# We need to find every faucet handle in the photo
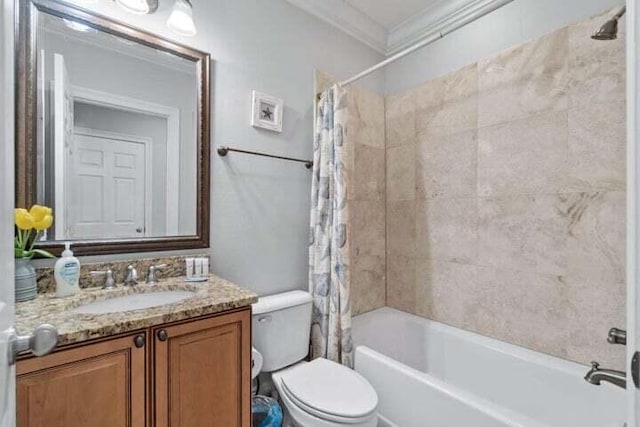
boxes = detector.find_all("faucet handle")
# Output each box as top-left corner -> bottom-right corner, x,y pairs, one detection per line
124,265 -> 138,287
146,264 -> 167,284
608,327 -> 626,345
90,269 -> 115,289
590,361 -> 600,370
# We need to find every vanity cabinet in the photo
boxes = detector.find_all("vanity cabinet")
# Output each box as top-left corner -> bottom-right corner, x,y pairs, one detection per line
16,307 -> 251,427
153,310 -> 251,426
16,333 -> 147,427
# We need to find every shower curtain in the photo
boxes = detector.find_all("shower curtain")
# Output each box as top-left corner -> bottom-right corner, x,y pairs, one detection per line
309,84 -> 354,368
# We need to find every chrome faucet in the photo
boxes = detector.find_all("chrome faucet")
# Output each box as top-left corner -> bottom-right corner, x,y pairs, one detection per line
146,264 -> 167,284
584,361 -> 626,389
90,269 -> 116,289
123,265 -> 138,287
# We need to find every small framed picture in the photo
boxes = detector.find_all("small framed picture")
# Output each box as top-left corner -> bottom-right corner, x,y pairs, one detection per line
251,91 -> 283,132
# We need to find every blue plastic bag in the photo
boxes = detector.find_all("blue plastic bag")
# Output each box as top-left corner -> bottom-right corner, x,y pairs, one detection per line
252,395 -> 283,427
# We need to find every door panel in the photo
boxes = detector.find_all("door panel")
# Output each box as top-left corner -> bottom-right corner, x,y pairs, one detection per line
17,334 -> 146,427
68,133 -> 146,239
153,309 -> 251,427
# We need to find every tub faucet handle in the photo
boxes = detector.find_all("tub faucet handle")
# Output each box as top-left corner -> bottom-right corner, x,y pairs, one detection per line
608,327 -> 626,345
590,361 -> 600,370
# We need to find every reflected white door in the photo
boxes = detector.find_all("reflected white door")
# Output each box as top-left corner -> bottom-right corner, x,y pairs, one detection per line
67,131 -> 147,239
53,53 -> 73,241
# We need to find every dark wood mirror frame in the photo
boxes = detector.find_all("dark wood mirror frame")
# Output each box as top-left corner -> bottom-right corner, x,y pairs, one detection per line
15,0 -> 211,256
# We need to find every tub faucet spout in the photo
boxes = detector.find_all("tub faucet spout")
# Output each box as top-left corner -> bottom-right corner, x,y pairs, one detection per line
584,361 -> 626,389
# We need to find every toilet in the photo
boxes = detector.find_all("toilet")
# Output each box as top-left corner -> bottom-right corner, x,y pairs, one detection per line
252,291 -> 379,427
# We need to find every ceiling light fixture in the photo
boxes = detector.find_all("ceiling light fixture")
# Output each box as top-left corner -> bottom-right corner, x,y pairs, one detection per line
167,0 -> 197,37
114,0 -> 158,15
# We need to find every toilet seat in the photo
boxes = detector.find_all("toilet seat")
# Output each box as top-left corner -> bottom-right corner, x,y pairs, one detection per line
277,358 -> 378,424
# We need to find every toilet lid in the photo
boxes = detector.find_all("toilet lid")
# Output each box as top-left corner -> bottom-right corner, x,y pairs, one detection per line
280,358 -> 378,420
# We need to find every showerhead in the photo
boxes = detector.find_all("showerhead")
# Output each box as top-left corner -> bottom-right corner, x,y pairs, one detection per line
591,18 -> 619,40
591,6 -> 626,41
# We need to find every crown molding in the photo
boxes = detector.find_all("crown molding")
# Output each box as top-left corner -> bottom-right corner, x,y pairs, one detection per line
386,0 -> 509,54
287,0 -> 508,57
286,0 -> 388,54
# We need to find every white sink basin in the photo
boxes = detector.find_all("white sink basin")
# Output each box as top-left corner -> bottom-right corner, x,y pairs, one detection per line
73,290 -> 196,314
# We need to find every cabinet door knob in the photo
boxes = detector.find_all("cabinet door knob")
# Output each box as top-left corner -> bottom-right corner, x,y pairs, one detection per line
134,334 -> 145,348
157,329 -> 168,342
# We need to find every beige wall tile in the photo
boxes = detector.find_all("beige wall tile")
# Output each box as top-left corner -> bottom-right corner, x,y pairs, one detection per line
563,275 -> 626,370
461,266 -> 574,362
568,9 -> 625,107
478,110 -> 568,197
387,255 -> 416,314
415,260 -> 588,363
478,195 -> 568,276
414,63 -> 477,111
351,254 -> 386,316
349,89 -> 385,149
417,130 -> 477,199
415,198 -> 478,264
386,90 -> 416,148
353,145 -> 385,201
477,29 -> 568,128
566,102 -> 626,192
352,87 -> 385,127
387,200 -> 415,258
351,200 -> 385,259
380,10 -> 625,369
348,84 -> 386,315
350,117 -> 385,149
415,64 -> 477,139
565,191 -> 626,284
386,144 -> 416,201
414,259 -> 479,325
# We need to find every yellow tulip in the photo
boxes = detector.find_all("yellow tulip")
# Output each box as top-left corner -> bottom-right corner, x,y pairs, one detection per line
29,205 -> 52,222
14,208 -> 34,230
34,214 -> 53,231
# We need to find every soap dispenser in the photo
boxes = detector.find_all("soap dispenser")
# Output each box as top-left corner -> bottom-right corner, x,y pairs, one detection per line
54,242 -> 81,298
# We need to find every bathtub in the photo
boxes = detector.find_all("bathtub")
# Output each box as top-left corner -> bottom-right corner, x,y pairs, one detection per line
351,307 -> 625,427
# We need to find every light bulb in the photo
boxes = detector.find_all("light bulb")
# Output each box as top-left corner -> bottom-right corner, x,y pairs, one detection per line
167,0 -> 197,37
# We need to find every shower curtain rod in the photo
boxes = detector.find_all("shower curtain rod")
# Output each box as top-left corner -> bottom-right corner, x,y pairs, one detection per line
338,0 -> 515,88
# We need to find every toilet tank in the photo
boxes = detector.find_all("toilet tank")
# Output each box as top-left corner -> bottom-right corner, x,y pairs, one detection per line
252,291 -> 312,372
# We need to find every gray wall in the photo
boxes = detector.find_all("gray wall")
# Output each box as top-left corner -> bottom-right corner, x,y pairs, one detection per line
384,0 -> 624,94
54,0 -> 384,296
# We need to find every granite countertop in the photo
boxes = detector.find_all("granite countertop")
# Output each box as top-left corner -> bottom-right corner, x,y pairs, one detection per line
15,274 -> 258,347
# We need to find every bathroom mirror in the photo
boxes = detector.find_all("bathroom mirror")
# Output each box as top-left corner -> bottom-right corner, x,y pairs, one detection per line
15,0 -> 210,255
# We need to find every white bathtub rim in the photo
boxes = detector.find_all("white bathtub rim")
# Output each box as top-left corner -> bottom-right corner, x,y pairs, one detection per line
354,307 -> 596,376
355,345 -> 545,427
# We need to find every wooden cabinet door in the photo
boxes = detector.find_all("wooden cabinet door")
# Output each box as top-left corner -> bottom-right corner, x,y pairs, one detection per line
153,308 -> 251,427
17,333 -> 147,427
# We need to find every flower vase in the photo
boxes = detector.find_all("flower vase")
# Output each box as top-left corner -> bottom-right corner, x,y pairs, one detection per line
15,258 -> 37,302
